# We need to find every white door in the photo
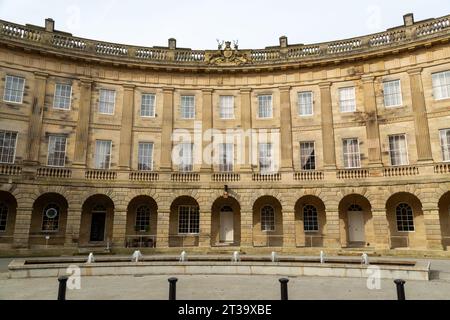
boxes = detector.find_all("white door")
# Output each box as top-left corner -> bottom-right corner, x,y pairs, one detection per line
348,211 -> 365,242
220,211 -> 234,243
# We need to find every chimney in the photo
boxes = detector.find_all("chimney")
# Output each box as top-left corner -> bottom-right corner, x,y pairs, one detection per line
45,18 -> 55,32
403,13 -> 414,27
168,38 -> 177,50
279,36 -> 288,48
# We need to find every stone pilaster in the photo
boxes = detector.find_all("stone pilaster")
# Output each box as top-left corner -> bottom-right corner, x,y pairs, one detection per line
156,210 -> 170,248
73,79 -> 93,167
25,72 -> 47,165
423,207 -> 444,250
408,68 -> 433,162
319,82 -> 337,169
13,206 -> 33,248
239,89 -> 252,172
199,207 -> 211,247
64,204 -> 82,247
372,208 -> 390,250
160,88 -> 175,171
118,85 -> 135,169
282,209 -> 295,248
201,89 -> 213,172
240,210 -> 253,247
279,86 -> 293,171
362,77 -> 382,166
112,207 -> 127,247
324,209 -> 341,247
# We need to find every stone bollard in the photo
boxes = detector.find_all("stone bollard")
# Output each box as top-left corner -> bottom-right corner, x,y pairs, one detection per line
394,279 -> 406,300
168,277 -> 178,301
279,278 -> 289,301
57,276 -> 69,301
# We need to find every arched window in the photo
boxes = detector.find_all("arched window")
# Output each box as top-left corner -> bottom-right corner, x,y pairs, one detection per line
303,205 -> 319,232
261,206 -> 275,232
0,202 -> 8,231
135,205 -> 151,232
348,204 -> 363,212
42,204 -> 60,232
396,203 -> 415,232
178,205 -> 199,234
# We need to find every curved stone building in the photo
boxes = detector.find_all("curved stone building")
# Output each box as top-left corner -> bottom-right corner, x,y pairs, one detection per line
0,13 -> 449,255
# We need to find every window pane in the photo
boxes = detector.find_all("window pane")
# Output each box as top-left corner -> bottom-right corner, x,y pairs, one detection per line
440,129 -> 450,162
261,206 -> 275,231
0,203 -> 8,231
95,140 -> 112,169
298,92 -> 313,116
259,143 -> 274,173
178,143 -> 193,172
389,135 -> 408,166
383,80 -> 402,107
99,89 -> 116,114
432,71 -> 450,100
258,95 -> 273,118
3,75 -> 25,103
220,96 -> 234,119
141,94 -> 156,117
339,87 -> 356,112
181,96 -> 195,119
343,138 -> 361,168
178,205 -> 199,234
300,142 -> 316,170
135,205 -> 151,232
219,143 -> 233,172
303,205 -> 319,232
138,142 -> 154,171
396,203 -> 415,232
0,130 -> 18,164
54,84 -> 72,110
42,204 -> 59,232
47,135 -> 67,167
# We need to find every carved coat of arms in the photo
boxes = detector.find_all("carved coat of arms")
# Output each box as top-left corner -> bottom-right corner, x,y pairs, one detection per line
206,41 -> 249,66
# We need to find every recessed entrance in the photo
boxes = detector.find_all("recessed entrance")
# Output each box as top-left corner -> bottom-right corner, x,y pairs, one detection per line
220,206 -> 234,243
90,206 -> 106,242
348,205 -> 365,243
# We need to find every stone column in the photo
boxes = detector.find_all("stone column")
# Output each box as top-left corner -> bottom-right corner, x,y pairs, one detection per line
282,209 -> 296,248
201,89 -> 213,172
112,207 -> 127,248
408,68 -> 433,162
199,206 -> 211,247
423,207 -> 444,250
279,86 -> 294,171
324,209 -> 341,248
160,88 -> 175,171
156,209 -> 170,248
372,208 -> 390,250
64,204 -> 82,248
13,205 -> 33,248
362,77 -> 383,166
25,72 -> 48,165
239,89 -> 252,172
240,210 -> 253,247
319,82 -> 337,169
118,85 -> 135,169
73,79 -> 93,167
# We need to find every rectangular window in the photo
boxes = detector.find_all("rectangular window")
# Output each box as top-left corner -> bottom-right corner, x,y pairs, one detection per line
53,84 -> 72,110
3,75 -> 25,104
343,138 -> 361,169
138,142 -> 154,171
179,143 -> 193,172
141,94 -> 156,117
0,130 -> 18,164
440,129 -> 450,162
432,70 -> 450,100
99,89 -> 116,114
218,143 -> 234,172
389,134 -> 409,166
259,143 -> 274,173
178,205 -> 200,234
47,135 -> 67,167
298,91 -> 313,116
258,95 -> 273,118
95,140 -> 112,169
219,96 -> 235,119
339,87 -> 356,113
383,80 -> 403,107
181,95 -> 195,119
300,142 -> 316,170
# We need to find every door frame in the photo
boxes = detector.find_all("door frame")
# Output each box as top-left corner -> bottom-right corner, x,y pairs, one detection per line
219,207 -> 234,243
90,211 -> 107,243
347,210 -> 365,243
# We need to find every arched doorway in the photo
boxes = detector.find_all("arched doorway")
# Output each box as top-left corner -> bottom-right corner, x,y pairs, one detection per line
439,191 -> 450,250
0,191 -> 17,244
211,196 -> 241,246
126,196 -> 158,248
294,196 -> 326,247
169,196 -> 200,248
253,196 -> 283,247
80,195 -> 114,246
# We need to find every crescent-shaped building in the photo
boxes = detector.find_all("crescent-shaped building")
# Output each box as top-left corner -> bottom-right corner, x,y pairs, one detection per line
0,13 -> 449,255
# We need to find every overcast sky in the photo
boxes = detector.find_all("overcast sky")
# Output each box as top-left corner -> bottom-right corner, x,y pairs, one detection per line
0,0 -> 449,49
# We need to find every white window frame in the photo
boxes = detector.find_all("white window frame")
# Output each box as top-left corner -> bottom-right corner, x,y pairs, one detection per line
41,204 -> 60,233
339,87 -> 356,113
178,205 -> 200,235
0,130 -> 18,164
303,205 -> 319,233
47,135 -> 67,168
180,95 -> 196,120
298,91 -> 314,116
300,141 -> 316,171
388,134 -> 409,166
140,93 -> 156,118
3,75 -> 25,104
257,95 -> 273,119
432,70 -> 450,101
343,138 -> 361,169
138,142 -> 154,171
259,143 -> 275,174
218,143 -> 234,172
395,203 -> 415,233
178,142 -> 193,172
135,205 -> 151,232
94,140 -> 112,170
383,79 -> 403,108
261,205 -> 276,232
440,129 -> 450,162
98,89 -> 116,115
219,95 -> 235,119
53,83 -> 72,110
